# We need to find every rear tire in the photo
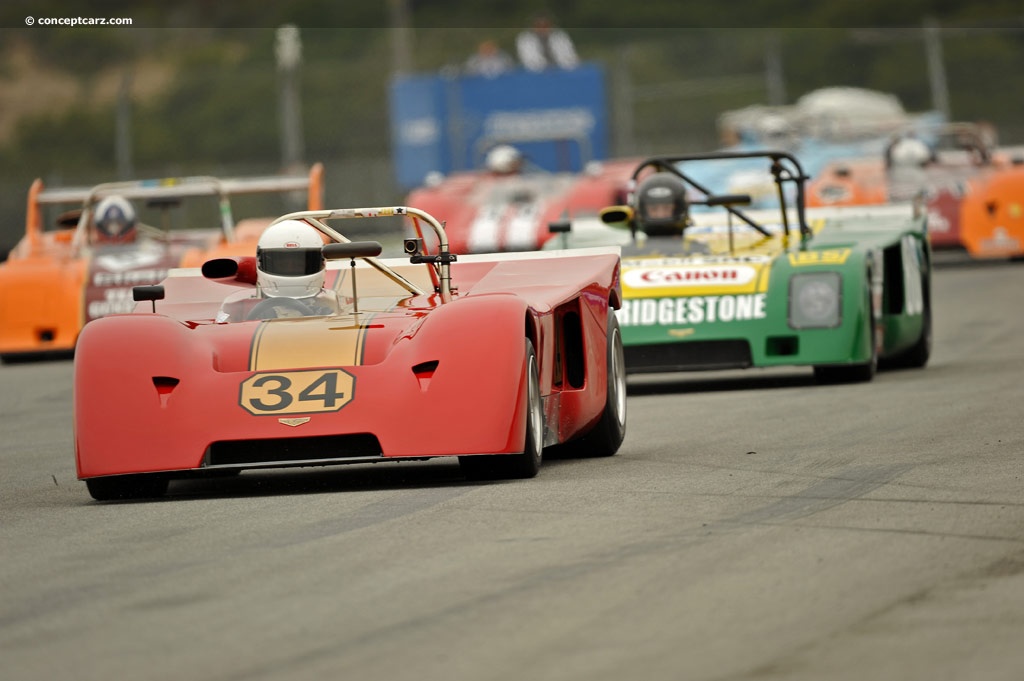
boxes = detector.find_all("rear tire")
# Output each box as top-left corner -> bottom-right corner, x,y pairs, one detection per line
460,339 -> 543,481
85,474 -> 169,501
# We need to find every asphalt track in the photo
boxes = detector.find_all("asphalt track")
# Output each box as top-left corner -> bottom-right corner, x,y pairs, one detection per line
2,254 -> 1022,681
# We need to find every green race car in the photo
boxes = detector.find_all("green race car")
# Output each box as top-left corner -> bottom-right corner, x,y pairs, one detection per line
545,151 -> 931,382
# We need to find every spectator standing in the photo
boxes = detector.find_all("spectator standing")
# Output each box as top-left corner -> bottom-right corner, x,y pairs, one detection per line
516,13 -> 578,71
464,39 -> 515,78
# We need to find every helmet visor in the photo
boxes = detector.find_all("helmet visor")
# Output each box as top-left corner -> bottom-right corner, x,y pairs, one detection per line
643,200 -> 675,221
258,249 -> 323,277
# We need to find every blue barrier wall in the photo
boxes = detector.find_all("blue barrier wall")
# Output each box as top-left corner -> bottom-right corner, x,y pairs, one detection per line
389,64 -> 608,189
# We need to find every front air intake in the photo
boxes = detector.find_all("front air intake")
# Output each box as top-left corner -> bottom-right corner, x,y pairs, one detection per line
625,340 -> 752,373
205,433 -> 382,466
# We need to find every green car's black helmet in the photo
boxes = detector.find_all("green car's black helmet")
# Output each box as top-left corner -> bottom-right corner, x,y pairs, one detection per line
635,172 -> 689,235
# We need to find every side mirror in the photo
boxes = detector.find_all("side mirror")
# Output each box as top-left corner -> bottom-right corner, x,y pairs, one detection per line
548,220 -> 571,234
704,194 -> 752,207
600,205 -> 634,230
132,285 -> 165,302
323,241 -> 383,260
323,241 -> 383,316
133,285 -> 164,313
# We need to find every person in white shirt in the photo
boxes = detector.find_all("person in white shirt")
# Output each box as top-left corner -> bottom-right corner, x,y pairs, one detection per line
516,14 -> 578,71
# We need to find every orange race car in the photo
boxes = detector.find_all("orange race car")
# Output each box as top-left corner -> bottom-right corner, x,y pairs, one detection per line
0,164 -> 323,362
806,123 -> 1024,258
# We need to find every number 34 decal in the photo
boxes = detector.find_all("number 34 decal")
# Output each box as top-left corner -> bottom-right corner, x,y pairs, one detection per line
239,369 -> 355,415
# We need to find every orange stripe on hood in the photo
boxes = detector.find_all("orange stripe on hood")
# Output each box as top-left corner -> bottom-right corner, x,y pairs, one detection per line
249,317 -> 369,371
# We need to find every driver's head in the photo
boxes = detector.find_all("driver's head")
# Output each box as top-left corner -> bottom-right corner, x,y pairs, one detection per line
635,172 -> 689,235
757,114 -> 798,150
93,195 -> 137,244
256,219 -> 326,298
887,136 -> 932,169
485,145 -> 523,175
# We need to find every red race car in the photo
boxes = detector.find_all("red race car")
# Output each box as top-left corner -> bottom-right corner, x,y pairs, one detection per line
406,146 -> 637,254
74,205 -> 625,500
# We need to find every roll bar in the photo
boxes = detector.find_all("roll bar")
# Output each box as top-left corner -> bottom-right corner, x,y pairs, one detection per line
270,206 -> 454,301
632,150 -> 812,240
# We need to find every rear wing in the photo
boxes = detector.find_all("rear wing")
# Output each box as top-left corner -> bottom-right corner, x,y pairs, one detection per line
25,163 -> 324,250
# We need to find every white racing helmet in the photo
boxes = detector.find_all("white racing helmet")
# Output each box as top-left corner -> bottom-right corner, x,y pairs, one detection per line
93,195 -> 137,243
757,114 -> 798,149
485,144 -> 523,174
256,219 -> 326,298
888,137 -> 933,168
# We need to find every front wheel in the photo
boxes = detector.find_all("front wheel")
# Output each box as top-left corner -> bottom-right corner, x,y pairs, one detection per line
814,283 -> 877,384
460,339 -> 543,481
85,474 -> 169,501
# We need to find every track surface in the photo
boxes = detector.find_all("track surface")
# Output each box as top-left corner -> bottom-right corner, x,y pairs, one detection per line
2,256 -> 1023,681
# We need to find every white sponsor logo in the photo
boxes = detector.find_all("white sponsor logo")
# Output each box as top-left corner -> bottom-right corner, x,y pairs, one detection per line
88,288 -> 137,318
927,209 -> 950,233
617,294 -> 768,326
484,108 -> 595,140
94,250 -> 164,272
623,255 -> 771,267
623,265 -> 757,289
980,226 -> 1022,252
400,118 -> 440,145
92,269 -> 168,286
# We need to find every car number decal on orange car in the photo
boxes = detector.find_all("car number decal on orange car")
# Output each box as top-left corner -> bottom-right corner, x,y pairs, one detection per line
239,368 -> 355,415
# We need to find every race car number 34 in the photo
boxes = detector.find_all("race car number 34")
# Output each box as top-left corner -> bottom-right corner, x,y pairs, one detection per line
239,369 -> 355,416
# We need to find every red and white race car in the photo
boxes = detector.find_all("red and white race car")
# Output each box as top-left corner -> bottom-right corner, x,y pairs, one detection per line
74,205 -> 625,500
406,152 -> 637,254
